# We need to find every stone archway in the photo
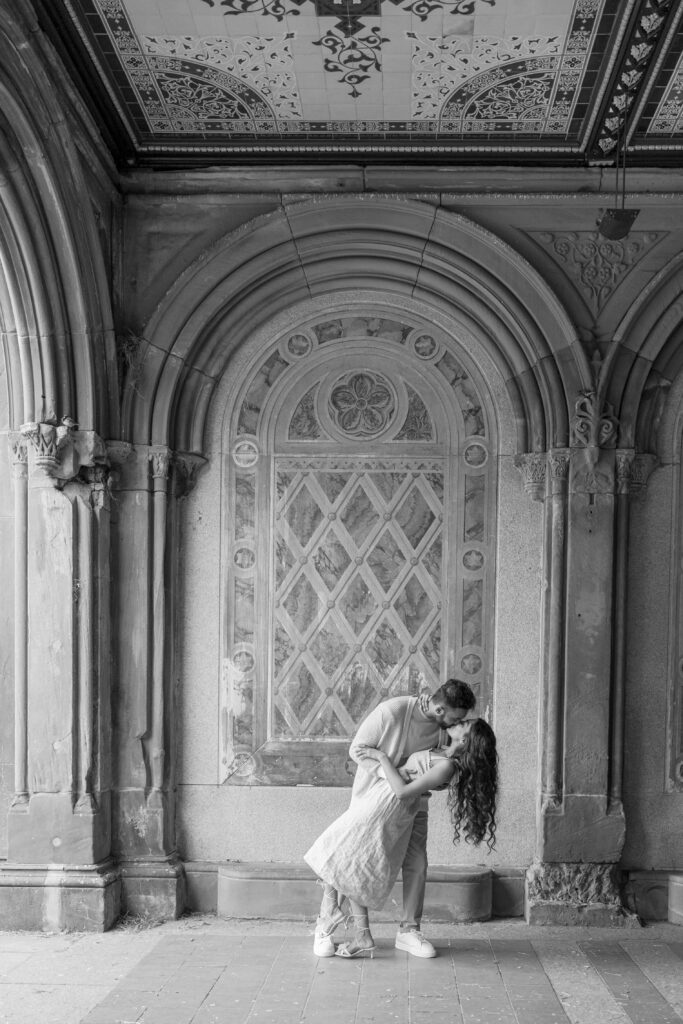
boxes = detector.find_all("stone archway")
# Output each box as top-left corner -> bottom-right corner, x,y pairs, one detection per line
218,301 -> 499,789
115,195 -> 607,921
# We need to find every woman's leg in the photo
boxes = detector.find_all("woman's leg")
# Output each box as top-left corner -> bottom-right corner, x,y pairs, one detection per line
313,882 -> 346,957
335,898 -> 376,958
318,883 -> 345,932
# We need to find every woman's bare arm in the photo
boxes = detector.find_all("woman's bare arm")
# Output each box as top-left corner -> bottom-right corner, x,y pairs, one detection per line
377,751 -> 453,800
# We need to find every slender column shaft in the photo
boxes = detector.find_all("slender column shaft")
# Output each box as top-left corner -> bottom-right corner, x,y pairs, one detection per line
610,454 -> 632,805
148,447 -> 171,795
543,451 -> 570,804
11,438 -> 28,803
76,484 -> 95,806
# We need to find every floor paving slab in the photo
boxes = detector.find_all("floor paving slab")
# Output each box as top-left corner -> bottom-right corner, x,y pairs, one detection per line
1,916 -> 683,1024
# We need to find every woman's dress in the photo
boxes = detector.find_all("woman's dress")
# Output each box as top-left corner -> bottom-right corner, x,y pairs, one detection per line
304,749 -> 448,910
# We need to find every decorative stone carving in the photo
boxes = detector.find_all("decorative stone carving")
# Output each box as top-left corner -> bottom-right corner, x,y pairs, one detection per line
8,432 -> 28,477
531,232 -> 663,310
615,450 -> 635,495
548,449 -> 571,481
329,371 -> 396,438
149,445 -> 172,480
630,453 -> 658,494
21,418 -> 76,475
514,452 -> 546,501
20,419 -> 109,484
570,391 -> 618,449
592,0 -> 676,157
526,861 -> 624,907
174,453 -> 208,497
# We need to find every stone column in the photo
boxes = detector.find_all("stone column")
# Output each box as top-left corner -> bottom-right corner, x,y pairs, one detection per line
519,393 -> 655,925
110,444 -> 205,920
0,420 -> 119,931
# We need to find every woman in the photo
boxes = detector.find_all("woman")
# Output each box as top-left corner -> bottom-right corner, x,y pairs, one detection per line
304,717 -> 498,958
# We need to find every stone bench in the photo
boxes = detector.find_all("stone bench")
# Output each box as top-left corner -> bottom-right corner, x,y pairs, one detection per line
213,862 -> 520,922
669,874 -> 683,925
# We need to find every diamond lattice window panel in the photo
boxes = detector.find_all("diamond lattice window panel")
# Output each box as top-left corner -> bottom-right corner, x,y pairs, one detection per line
220,316 -> 495,785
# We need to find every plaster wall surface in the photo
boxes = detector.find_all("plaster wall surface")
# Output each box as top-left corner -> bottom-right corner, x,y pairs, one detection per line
622,463 -> 683,870
175,294 -> 541,871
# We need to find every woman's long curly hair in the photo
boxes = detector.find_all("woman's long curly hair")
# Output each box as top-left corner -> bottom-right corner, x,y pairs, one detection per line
446,718 -> 498,851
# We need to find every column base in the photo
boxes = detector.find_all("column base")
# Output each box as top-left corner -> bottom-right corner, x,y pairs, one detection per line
0,860 -> 120,931
525,861 -> 641,927
119,855 -> 186,922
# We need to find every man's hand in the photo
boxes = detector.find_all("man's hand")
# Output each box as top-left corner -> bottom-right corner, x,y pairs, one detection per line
357,746 -> 385,761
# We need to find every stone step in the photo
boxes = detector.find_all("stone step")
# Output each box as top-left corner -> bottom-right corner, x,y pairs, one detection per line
211,862 -> 523,922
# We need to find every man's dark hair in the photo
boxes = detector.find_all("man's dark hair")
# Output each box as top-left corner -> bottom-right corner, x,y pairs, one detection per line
433,678 -> 476,711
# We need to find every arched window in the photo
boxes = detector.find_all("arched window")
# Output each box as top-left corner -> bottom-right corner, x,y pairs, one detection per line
220,311 -> 496,785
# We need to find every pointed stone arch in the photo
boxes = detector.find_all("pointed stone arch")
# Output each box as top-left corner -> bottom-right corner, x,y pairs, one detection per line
124,196 -> 589,455
0,3 -> 117,433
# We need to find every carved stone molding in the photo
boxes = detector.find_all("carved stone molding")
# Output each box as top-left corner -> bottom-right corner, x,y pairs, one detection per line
591,0 -> 677,159
514,452 -> 546,502
531,231 -> 663,310
526,861 -> 624,908
570,391 -> 618,449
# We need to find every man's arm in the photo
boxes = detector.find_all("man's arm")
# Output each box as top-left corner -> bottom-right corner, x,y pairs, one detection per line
348,704 -> 387,778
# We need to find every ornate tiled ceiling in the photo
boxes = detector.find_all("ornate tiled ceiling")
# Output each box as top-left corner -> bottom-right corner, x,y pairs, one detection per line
38,0 -> 683,163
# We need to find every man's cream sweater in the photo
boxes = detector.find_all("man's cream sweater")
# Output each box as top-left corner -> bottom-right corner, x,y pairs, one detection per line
348,696 -> 444,800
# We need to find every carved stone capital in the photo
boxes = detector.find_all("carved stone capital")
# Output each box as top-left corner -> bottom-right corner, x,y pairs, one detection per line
174,452 -> 208,498
615,450 -> 635,494
8,431 -> 28,478
21,418 -> 76,476
548,448 -> 571,483
570,391 -> 618,449
105,440 -> 134,466
19,420 -> 110,485
149,445 -> 172,481
630,453 -> 658,494
514,452 -> 546,502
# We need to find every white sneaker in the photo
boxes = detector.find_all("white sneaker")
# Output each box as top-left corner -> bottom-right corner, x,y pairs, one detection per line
313,930 -> 335,957
395,929 -> 436,958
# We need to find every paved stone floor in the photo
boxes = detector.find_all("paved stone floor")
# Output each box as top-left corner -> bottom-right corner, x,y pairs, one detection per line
1,916 -> 683,1024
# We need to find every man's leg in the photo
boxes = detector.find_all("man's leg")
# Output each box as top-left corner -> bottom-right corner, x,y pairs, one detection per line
401,807 -> 428,930
396,807 -> 436,957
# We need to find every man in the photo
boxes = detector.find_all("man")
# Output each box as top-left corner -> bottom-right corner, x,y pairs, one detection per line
348,678 -> 476,958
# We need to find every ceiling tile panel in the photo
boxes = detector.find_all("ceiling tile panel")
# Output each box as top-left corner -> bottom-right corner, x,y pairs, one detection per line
38,0 -> 683,163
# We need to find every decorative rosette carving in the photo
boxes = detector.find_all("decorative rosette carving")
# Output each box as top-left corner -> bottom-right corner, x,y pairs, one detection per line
329,371 -> 396,438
